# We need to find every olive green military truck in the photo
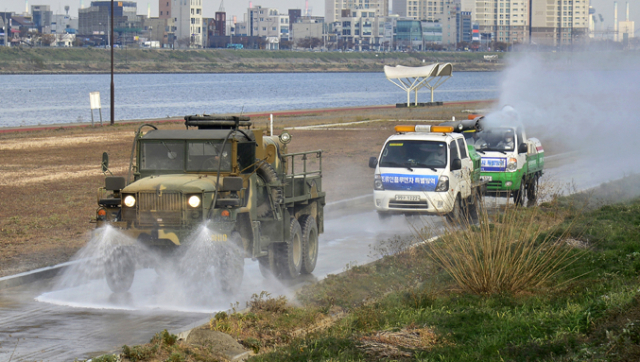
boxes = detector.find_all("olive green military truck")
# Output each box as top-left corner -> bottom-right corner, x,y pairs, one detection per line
95,115 -> 325,293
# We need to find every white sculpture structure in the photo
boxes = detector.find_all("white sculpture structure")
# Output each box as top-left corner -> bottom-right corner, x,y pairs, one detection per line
384,63 -> 453,106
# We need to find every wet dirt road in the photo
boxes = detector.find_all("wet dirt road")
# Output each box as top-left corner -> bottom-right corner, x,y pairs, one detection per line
0,208 -> 413,362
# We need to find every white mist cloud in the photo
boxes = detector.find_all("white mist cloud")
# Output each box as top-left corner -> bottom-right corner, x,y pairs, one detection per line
485,51 -> 640,187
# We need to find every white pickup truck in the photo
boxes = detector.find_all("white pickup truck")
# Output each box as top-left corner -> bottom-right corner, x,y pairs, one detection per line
369,125 -> 485,221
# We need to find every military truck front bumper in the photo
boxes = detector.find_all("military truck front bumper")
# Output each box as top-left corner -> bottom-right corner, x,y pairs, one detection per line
96,220 -> 236,247
373,190 -> 456,215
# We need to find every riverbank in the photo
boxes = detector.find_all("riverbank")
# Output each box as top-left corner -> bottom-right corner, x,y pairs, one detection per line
0,48 -> 504,74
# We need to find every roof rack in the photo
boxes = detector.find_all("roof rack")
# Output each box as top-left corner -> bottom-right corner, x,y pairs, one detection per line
184,115 -> 252,130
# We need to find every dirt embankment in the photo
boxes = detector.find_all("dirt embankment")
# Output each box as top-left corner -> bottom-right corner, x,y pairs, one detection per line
0,102 -> 491,277
0,47 -> 504,74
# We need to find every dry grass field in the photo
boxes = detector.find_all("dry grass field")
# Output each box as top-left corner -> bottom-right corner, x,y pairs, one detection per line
0,102 -> 492,277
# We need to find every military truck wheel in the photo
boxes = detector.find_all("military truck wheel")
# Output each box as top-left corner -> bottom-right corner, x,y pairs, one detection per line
275,218 -> 303,279
104,246 -> 135,293
216,232 -> 244,294
446,195 -> 463,224
299,215 -> 319,274
513,179 -> 526,206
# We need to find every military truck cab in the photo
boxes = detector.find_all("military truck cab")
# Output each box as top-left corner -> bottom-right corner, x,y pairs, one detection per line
95,115 -> 326,293
369,125 -> 484,221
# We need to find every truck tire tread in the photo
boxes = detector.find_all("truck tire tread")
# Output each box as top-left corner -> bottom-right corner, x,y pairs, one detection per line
299,215 -> 318,274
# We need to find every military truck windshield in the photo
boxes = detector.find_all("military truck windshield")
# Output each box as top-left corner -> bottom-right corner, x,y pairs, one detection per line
379,140 -> 447,169
141,141 -> 186,170
187,141 -> 231,172
471,127 -> 516,152
140,140 -> 232,172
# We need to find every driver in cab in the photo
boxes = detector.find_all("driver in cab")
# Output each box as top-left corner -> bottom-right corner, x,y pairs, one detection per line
420,143 -> 446,167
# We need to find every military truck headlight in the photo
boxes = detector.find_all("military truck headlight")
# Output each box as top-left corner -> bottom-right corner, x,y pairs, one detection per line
435,176 -> 449,192
188,195 -> 201,208
123,195 -> 136,207
507,157 -> 518,171
279,131 -> 292,144
373,174 -> 384,190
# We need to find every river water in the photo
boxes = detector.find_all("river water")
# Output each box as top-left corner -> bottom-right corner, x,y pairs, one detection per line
0,72 -> 499,128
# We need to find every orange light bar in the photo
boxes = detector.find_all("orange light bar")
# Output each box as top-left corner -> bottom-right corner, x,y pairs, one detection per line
468,114 -> 482,120
394,125 -> 415,133
431,126 -> 454,133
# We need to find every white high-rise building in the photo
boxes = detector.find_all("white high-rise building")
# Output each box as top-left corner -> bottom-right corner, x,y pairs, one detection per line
173,0 -> 202,48
392,0 -> 457,21
325,0 -> 389,24
530,0 -> 588,46
476,0 -> 529,45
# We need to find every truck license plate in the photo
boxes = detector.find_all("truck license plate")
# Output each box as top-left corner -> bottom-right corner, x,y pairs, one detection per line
211,234 -> 228,242
395,195 -> 420,202
480,176 -> 492,182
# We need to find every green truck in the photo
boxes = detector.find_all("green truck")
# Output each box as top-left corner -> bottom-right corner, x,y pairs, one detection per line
448,115 -> 545,205
95,115 -> 325,293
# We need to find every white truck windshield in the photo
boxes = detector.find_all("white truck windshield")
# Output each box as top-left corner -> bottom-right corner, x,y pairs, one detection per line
379,140 -> 447,169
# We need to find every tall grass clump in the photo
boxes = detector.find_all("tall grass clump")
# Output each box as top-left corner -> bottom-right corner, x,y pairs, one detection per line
421,200 -> 584,295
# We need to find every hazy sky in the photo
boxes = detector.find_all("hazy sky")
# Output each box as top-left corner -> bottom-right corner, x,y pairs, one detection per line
2,0 -> 638,35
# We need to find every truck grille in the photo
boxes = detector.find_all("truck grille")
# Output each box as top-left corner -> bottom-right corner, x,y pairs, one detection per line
487,181 -> 502,189
136,192 -> 183,226
388,201 -> 429,209
138,192 -> 182,211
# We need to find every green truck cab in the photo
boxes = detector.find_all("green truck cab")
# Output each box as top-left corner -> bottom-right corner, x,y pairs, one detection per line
96,115 -> 325,293
462,121 -> 544,205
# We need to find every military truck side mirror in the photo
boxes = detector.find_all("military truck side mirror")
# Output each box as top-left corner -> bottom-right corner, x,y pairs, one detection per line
369,157 -> 378,168
222,177 -> 244,192
451,158 -> 462,171
101,152 -> 109,172
519,143 -> 528,154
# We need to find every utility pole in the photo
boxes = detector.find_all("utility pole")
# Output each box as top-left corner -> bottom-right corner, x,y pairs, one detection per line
110,0 -> 114,125
3,10 -> 8,47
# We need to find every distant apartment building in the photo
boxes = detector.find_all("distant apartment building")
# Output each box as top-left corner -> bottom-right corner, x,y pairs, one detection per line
325,0 -> 389,24
476,0 -> 528,44
159,0 -> 171,19
530,0 -> 588,46
332,9 -> 386,50
289,9 -> 302,31
247,6 -> 290,44
31,5 -> 52,34
51,14 -> 77,34
172,0 -> 203,48
291,17 -> 325,46
144,17 -> 168,44
456,10 -> 472,43
391,0 -> 458,21
78,1 -> 141,41
214,11 -> 226,36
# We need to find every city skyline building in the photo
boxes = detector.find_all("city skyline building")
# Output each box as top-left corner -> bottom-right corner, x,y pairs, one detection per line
530,0 -> 589,46
325,0 -> 389,24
